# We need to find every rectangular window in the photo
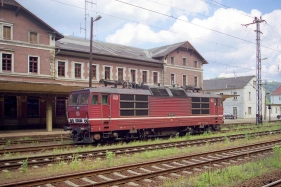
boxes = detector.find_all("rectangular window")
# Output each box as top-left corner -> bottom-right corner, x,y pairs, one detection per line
142,71 -> 147,83
118,68 -> 123,81
56,98 -> 66,117
105,67 -> 110,80
233,92 -> 237,100
58,61 -> 65,76
171,57 -> 174,65
92,95 -> 98,105
92,65 -> 96,79
2,53 -> 12,71
3,26 -> 11,40
102,95 -> 108,104
183,75 -> 186,86
194,61 -> 198,68
75,63 -> 81,78
153,72 -> 158,84
29,56 -> 38,73
29,31 -> 38,43
194,76 -> 198,87
183,58 -> 186,66
4,96 -> 17,118
171,74 -> 175,85
131,70 -> 136,82
248,107 -> 251,115
27,97 -> 39,117
249,92 -> 251,100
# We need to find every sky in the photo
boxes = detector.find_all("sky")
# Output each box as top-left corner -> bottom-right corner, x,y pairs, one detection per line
16,0 -> 281,82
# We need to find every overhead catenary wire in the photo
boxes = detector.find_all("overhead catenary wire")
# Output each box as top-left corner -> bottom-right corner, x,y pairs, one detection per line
45,0 -> 280,79
115,0 -> 281,53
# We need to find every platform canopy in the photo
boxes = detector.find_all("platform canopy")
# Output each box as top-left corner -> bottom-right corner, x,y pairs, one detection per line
0,81 -> 83,96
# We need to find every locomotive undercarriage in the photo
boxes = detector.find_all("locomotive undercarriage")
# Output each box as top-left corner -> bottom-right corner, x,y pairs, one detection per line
65,124 -> 221,144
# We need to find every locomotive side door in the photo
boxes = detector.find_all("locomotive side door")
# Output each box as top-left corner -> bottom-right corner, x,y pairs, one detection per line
215,98 -> 219,115
101,94 -> 110,121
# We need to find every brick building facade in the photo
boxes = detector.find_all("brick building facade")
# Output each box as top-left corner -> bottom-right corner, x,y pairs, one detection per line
0,0 -> 208,130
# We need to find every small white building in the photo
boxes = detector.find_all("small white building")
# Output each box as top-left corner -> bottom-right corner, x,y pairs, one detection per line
266,86 -> 281,120
203,76 -> 266,119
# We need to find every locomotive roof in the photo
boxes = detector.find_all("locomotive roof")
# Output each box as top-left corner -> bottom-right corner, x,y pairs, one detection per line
71,87 -> 221,98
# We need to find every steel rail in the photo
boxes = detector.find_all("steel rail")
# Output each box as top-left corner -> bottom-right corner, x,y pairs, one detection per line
0,130 -> 279,171
1,138 -> 280,186
0,129 -> 279,156
262,179 -> 281,187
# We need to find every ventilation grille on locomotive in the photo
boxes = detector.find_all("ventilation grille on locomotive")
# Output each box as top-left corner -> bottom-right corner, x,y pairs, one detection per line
191,97 -> 210,114
120,94 -> 149,116
170,89 -> 187,98
150,88 -> 169,97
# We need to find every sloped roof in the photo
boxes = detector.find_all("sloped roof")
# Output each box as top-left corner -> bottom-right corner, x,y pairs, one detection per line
148,41 -> 208,64
203,75 -> 255,91
57,36 -> 161,63
4,0 -> 63,40
57,36 -> 209,65
271,86 -> 281,95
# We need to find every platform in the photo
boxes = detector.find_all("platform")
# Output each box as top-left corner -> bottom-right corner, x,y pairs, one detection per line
0,117 -> 279,139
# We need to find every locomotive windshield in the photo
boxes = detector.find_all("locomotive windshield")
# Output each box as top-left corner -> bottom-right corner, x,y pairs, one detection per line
69,92 -> 89,105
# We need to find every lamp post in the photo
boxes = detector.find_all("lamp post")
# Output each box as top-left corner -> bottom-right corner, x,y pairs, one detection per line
89,15 -> 102,88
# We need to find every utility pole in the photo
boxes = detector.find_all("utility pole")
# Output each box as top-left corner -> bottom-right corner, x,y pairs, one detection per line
242,16 -> 266,125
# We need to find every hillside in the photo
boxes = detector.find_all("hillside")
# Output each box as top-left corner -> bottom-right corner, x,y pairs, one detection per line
263,81 -> 281,102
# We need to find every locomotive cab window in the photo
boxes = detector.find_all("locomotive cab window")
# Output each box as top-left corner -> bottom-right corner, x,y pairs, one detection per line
92,95 -> 98,105
80,93 -> 89,105
69,92 -> 89,105
69,93 -> 79,105
102,95 -> 108,104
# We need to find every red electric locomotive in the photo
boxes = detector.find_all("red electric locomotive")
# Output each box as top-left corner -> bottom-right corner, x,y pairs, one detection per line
64,82 -> 224,143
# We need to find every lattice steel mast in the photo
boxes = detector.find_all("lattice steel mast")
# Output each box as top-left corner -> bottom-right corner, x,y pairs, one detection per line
242,17 -> 266,125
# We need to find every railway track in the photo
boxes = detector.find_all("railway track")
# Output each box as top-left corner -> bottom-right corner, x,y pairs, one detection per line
262,179 -> 281,187
0,135 -> 71,146
0,130 -> 280,171
1,137 -> 280,186
0,123 -> 278,146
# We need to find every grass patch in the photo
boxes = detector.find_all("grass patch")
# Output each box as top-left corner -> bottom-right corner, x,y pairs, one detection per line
161,145 -> 281,187
1,133 -> 281,185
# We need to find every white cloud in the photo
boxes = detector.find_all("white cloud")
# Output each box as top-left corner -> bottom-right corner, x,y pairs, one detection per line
105,4 -> 281,81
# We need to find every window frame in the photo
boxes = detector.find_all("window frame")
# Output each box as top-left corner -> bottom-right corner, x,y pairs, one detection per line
182,57 -> 186,66
194,61 -> 198,68
194,76 -> 198,87
131,69 -> 136,82
92,64 -> 97,80
29,31 -> 39,44
117,68 -> 123,81
56,98 -> 66,117
28,55 -> 40,74
74,63 -> 82,78
1,52 -> 14,73
182,74 -> 187,86
142,70 -> 147,83
105,66 -> 111,80
3,25 -> 12,40
171,73 -> 175,85
57,61 -> 65,77
171,56 -> 174,65
153,72 -> 158,85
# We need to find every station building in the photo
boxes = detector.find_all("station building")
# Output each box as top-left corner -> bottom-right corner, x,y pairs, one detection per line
0,0 -> 208,131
